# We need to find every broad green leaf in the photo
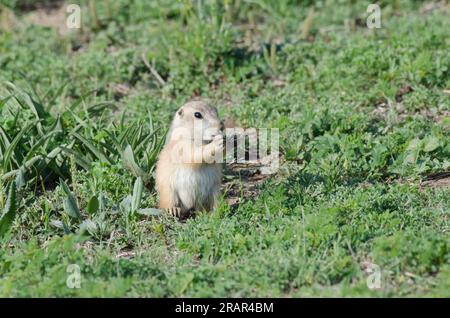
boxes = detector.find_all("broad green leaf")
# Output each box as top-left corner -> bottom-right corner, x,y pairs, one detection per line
87,196 -> 100,214
60,179 -> 82,219
0,95 -> 12,111
122,144 -> 149,181
423,136 -> 440,153
15,168 -> 26,188
62,220 -> 71,234
131,177 -> 144,212
137,208 -> 162,217
404,149 -> 420,165
0,126 -> 12,153
120,195 -> 132,213
406,138 -> 422,151
0,182 -> 17,238
2,123 -> 33,171
79,219 -> 98,235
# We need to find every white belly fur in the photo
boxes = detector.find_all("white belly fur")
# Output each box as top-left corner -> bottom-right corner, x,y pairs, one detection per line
174,165 -> 220,211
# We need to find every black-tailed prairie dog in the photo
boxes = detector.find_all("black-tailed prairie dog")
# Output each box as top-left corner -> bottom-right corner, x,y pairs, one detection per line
156,100 -> 224,219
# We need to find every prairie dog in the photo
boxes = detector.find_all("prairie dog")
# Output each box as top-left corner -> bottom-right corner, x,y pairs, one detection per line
156,100 -> 223,219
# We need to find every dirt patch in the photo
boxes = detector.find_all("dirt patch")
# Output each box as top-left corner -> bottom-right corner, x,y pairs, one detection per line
25,4 -> 72,36
23,2 -> 91,51
12,0 -> 63,12
421,171 -> 450,189
222,153 -> 283,211
222,164 -> 270,210
420,1 -> 449,14
217,116 -> 283,210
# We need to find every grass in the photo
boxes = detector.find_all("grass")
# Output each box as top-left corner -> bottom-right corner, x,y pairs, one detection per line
0,0 -> 449,297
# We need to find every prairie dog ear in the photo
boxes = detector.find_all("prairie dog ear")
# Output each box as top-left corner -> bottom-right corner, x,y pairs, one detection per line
178,108 -> 183,116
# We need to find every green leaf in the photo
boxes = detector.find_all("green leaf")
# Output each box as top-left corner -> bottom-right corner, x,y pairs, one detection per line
79,219 -> 98,235
0,95 -> 12,111
404,149 -> 419,165
15,168 -> 26,188
131,177 -> 144,212
176,273 -> 195,295
60,146 -> 92,171
71,132 -> 112,164
120,195 -> 132,213
0,182 -> 17,238
0,155 -> 42,182
441,117 -> 450,129
2,123 -> 33,171
62,220 -> 71,234
406,138 -> 422,151
137,208 -> 162,217
24,130 -> 60,162
122,144 -> 149,181
87,196 -> 100,214
423,136 -> 440,153
60,179 -> 82,219
0,126 -> 11,157
87,102 -> 115,116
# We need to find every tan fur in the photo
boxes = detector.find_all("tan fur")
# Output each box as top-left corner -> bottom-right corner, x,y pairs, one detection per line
156,100 -> 223,219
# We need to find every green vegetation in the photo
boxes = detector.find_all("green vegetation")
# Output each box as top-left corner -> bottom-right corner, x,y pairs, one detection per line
0,0 -> 449,297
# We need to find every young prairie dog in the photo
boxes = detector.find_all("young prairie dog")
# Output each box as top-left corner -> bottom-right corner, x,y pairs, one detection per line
156,100 -> 224,219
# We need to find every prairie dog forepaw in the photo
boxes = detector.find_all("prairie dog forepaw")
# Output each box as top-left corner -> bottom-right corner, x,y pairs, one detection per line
211,134 -> 224,153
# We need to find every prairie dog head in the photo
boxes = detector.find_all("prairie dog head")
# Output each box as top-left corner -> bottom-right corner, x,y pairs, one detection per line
168,100 -> 223,142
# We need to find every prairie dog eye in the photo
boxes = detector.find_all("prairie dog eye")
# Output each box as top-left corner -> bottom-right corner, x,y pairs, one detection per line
194,112 -> 203,119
